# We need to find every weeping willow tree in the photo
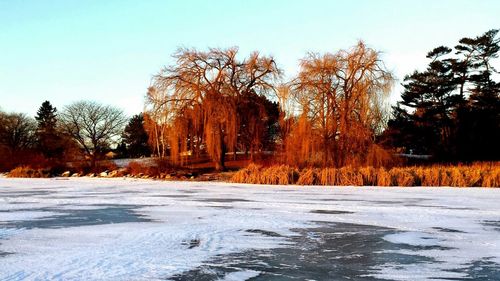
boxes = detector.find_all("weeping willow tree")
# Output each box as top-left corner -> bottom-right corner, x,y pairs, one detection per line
275,84 -> 297,159
144,87 -> 171,158
147,47 -> 280,170
290,41 -> 394,167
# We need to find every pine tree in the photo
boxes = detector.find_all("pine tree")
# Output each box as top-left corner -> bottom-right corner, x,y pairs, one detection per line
455,29 -> 500,160
396,46 -> 459,158
35,101 -> 57,132
386,29 -> 500,162
35,101 -> 65,159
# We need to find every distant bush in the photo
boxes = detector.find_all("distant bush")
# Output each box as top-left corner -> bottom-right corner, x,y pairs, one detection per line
95,160 -> 118,172
155,158 -> 175,173
231,163 -> 500,187
7,166 -> 50,178
126,161 -> 150,175
0,150 -> 51,173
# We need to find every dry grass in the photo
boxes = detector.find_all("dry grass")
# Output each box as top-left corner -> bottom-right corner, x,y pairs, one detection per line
359,167 -> 376,186
232,163 -> 262,184
126,161 -> 154,176
259,165 -> 298,185
232,164 -> 298,185
389,168 -> 415,187
230,162 -> 500,187
482,167 -> 500,187
376,168 -> 392,186
8,166 -> 50,178
319,168 -> 337,185
337,167 -> 363,186
297,168 -> 319,185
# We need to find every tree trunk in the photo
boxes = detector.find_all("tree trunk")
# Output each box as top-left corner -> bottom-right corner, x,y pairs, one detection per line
91,154 -> 97,171
215,126 -> 226,171
215,151 -> 226,171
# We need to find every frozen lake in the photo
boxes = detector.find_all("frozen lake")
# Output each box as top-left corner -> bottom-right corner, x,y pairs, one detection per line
0,178 -> 499,280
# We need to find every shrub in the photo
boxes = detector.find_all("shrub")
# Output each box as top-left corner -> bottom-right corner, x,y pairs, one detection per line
366,144 -> 396,168
127,161 -> 149,176
95,160 -> 118,173
155,158 -> 176,174
7,166 -> 50,178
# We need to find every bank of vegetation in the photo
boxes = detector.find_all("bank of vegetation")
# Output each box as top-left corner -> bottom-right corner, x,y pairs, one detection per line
231,163 -> 500,187
1,29 -> 499,187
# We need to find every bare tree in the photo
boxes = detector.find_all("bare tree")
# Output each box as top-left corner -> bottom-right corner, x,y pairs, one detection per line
144,87 -> 171,158
0,111 -> 36,153
0,111 -> 37,170
59,101 -> 127,169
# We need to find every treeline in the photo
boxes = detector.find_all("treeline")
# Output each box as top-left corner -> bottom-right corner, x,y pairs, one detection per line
144,29 -> 499,170
383,29 -> 500,161
0,101 -> 150,173
145,41 -> 393,170
1,29 -> 498,175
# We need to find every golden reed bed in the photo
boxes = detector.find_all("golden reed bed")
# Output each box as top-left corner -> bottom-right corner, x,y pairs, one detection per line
231,163 -> 500,187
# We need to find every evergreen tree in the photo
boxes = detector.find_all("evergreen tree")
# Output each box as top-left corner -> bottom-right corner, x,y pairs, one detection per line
35,101 -> 57,132
395,46 -> 459,157
455,29 -> 500,160
35,101 -> 65,159
116,140 -> 128,158
122,114 -> 150,158
385,29 -> 499,162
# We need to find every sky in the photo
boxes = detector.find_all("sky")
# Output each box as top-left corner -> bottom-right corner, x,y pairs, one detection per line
0,0 -> 499,117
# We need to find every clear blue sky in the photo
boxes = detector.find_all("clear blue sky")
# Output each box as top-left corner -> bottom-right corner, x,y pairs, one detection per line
1,0 -> 498,117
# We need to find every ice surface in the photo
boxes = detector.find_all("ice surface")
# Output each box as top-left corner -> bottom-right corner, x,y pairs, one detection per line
0,178 -> 499,280
220,270 -> 260,281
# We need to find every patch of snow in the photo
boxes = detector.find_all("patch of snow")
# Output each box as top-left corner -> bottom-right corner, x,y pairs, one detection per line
220,269 -> 261,280
383,231 -> 441,247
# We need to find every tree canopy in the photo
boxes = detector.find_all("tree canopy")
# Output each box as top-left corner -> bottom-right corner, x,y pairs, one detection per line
147,47 -> 281,170
384,29 -> 500,161
59,101 -> 127,169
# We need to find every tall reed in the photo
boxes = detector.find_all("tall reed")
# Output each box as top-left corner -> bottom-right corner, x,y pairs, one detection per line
230,163 -> 499,187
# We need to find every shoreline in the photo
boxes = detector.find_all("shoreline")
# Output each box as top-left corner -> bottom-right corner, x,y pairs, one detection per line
1,176 -> 499,189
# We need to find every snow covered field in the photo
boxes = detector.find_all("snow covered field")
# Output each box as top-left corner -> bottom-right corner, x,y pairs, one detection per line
0,178 -> 499,280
